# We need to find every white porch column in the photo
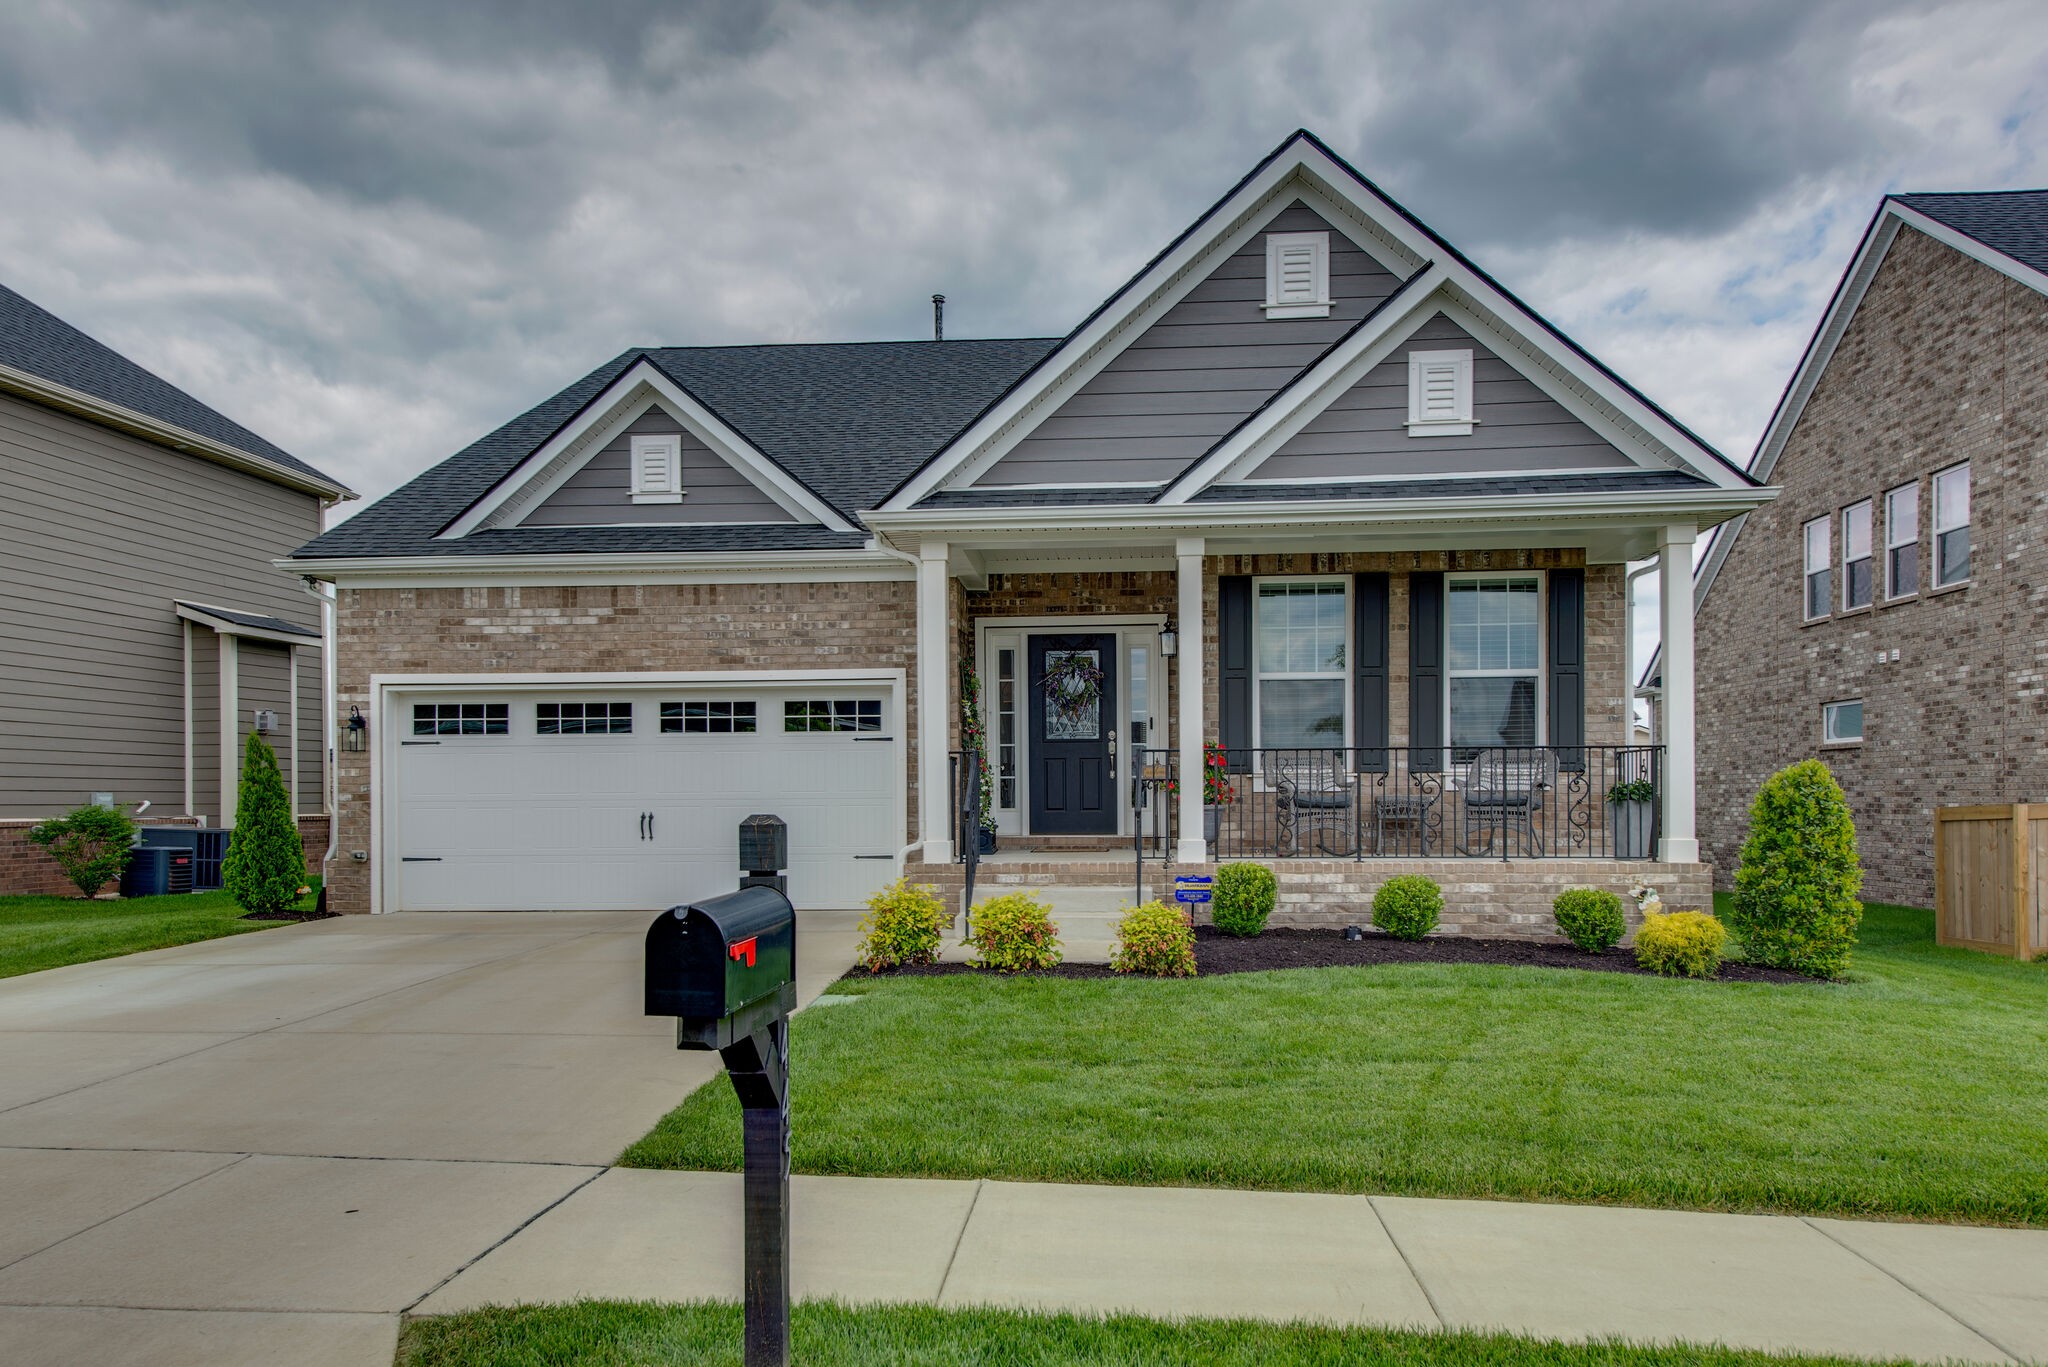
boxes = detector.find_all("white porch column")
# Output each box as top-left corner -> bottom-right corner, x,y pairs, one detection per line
1175,536 -> 1208,863
1657,524 -> 1698,863
917,539 -> 954,863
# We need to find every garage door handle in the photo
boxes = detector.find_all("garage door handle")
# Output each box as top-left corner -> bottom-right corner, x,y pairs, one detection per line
853,854 -> 894,859
647,812 -> 655,839
854,736 -> 894,742
400,740 -> 441,746
401,857 -> 443,862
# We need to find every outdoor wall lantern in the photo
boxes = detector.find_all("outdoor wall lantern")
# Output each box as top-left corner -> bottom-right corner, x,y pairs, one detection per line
342,706 -> 368,753
1158,622 -> 1178,658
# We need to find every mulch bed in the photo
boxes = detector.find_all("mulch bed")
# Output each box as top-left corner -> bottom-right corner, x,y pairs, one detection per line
242,909 -> 338,923
857,924 -> 1814,985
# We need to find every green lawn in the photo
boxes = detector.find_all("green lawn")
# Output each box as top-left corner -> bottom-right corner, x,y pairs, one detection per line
397,1301 -> 1904,1367
622,901 -> 2048,1226
0,883 -> 319,979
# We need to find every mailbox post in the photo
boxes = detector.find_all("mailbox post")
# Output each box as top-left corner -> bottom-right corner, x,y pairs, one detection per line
645,883 -> 797,1367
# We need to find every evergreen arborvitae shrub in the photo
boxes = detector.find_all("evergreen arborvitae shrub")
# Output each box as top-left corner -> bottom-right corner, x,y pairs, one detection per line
1729,759 -> 1864,978
1211,862 -> 1277,936
1552,887 -> 1626,954
28,803 -> 136,898
222,733 -> 307,917
1371,875 -> 1441,941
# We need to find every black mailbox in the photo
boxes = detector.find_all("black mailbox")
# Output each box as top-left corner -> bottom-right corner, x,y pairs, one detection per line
645,885 -> 796,1049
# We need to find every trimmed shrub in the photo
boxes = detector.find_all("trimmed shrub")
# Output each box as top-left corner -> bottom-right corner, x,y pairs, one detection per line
221,733 -> 308,917
855,878 -> 947,972
1371,875 -> 1441,941
28,803 -> 136,898
1552,887 -> 1626,954
1634,909 -> 1727,979
1211,862 -> 1277,937
1110,900 -> 1197,977
1729,759 -> 1865,978
965,891 -> 1062,972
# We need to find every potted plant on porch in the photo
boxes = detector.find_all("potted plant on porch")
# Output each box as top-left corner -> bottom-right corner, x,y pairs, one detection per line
1607,776 -> 1657,859
961,662 -> 998,854
1167,742 -> 1238,843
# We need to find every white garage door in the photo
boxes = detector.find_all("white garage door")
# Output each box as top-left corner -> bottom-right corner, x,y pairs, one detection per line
389,684 -> 899,911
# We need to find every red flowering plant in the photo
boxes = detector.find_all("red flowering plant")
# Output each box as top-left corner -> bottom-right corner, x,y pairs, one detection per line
1166,742 -> 1237,806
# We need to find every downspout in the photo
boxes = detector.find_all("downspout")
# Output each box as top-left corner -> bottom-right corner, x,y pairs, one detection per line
301,576 -> 341,876
870,538 -> 928,866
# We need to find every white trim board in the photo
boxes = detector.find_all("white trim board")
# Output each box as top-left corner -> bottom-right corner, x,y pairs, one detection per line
441,360 -> 854,537
284,547 -> 912,589
366,667 -> 907,915
885,133 -> 1747,509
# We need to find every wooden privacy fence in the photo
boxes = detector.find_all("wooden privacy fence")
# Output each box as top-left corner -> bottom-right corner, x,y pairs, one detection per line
1934,805 -> 2048,958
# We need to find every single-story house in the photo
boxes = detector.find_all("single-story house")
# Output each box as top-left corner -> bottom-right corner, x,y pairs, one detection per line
289,130 -> 1772,931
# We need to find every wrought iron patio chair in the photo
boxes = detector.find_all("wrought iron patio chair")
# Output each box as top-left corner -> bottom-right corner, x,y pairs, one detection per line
1273,751 -> 1355,856
1456,749 -> 1555,857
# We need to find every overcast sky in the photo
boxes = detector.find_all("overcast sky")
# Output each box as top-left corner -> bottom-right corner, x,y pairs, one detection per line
4,2 -> 2045,649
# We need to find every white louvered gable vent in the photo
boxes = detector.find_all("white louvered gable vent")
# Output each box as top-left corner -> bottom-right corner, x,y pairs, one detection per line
1405,349 -> 1475,437
1263,231 -> 1331,318
629,434 -> 684,503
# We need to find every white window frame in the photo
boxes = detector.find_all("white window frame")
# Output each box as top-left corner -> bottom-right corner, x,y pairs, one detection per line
1444,572 -> 1546,757
1251,576 -> 1352,758
1933,462 -> 1971,588
1841,499 -> 1873,611
1406,349 -> 1475,436
1822,698 -> 1864,745
629,433 -> 684,504
1803,516 -> 1831,621
1263,231 -> 1331,319
1885,482 -> 1919,600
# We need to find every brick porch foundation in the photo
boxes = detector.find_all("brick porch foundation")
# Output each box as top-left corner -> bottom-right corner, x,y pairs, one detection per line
916,856 -> 1713,941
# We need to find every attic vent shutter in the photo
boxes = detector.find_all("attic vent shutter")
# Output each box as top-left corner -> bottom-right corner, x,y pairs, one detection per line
630,434 -> 683,503
1263,231 -> 1331,318
1406,350 -> 1475,436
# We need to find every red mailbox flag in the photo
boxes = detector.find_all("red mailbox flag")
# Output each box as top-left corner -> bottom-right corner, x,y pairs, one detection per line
729,937 -> 758,968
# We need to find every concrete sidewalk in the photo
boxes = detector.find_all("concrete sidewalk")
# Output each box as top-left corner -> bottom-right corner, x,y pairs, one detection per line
418,1170 -> 2048,1365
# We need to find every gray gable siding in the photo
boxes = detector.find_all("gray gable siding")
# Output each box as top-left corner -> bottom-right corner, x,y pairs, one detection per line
1243,313 -> 1636,483
522,406 -> 798,526
0,390 -> 324,818
975,203 -> 1403,486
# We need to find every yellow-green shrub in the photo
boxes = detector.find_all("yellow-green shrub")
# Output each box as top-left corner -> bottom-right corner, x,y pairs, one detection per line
1730,759 -> 1864,978
1552,887 -> 1626,954
965,891 -> 1062,972
1634,909 -> 1727,979
855,878 -> 947,972
1110,900 -> 1197,977
1212,862 -> 1277,937
1372,874 -> 1441,941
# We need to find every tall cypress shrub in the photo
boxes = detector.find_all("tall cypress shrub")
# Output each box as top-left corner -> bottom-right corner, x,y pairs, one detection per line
1729,759 -> 1863,978
222,733 -> 307,917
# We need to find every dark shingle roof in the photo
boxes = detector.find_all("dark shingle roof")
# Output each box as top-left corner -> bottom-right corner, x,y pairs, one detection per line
294,338 -> 1057,559
1191,470 -> 1715,503
176,602 -> 321,638
1894,191 -> 2048,277
0,281 -> 346,492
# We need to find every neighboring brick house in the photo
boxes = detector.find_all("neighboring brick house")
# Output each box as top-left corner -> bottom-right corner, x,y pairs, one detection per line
1689,191 -> 2048,907
0,281 -> 354,893
290,130 -> 1769,927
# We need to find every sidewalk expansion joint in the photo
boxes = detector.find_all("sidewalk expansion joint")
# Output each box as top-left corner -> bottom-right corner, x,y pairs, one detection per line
933,1178 -> 985,1306
1797,1216 -> 2021,1365
0,1152 -> 253,1276
1364,1195 -> 1445,1330
402,1163 -> 610,1313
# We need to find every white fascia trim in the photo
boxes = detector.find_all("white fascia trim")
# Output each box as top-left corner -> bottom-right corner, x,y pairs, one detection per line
442,360 -> 853,537
284,547 -> 913,588
0,360 -> 355,502
1231,464 -> 1655,488
175,601 -> 323,648
883,149 -> 1433,510
957,480 -> 1164,492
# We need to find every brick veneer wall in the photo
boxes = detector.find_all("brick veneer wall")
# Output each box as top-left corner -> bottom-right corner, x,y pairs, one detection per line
1696,226 -> 2048,907
1,814 -> 330,896
328,581 -> 918,914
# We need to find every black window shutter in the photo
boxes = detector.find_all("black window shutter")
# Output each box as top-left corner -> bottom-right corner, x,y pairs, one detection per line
1548,568 -> 1586,772
1353,572 -> 1390,772
1217,575 -> 1252,774
1409,571 -> 1445,770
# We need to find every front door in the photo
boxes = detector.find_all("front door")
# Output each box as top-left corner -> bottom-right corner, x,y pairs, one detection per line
1027,633 -> 1117,834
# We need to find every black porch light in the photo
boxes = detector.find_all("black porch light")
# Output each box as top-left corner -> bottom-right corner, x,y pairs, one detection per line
1158,621 -> 1178,658
342,706 -> 368,753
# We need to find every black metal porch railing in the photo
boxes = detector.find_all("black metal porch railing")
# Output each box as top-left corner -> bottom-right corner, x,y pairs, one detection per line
1131,745 -> 1664,865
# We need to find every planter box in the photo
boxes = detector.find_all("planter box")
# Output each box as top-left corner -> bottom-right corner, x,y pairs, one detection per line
1608,801 -> 1655,860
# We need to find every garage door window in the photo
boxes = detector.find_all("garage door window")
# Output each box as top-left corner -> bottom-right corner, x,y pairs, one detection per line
661,700 -> 757,734
536,702 -> 633,735
413,703 -> 508,736
784,699 -> 882,733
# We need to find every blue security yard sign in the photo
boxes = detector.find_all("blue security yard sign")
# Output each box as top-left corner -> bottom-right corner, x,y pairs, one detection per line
1174,875 -> 1213,905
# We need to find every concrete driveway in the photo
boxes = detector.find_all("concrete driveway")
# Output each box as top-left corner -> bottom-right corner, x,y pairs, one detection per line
0,907 -> 862,1367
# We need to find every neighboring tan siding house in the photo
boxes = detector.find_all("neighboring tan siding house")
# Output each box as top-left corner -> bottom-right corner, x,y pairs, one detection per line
0,281 -> 355,893
1692,192 -> 2048,908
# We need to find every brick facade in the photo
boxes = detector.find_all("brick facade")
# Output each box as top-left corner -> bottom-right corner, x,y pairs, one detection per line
1,815 -> 331,897
327,581 -> 919,914
1696,226 -> 2048,907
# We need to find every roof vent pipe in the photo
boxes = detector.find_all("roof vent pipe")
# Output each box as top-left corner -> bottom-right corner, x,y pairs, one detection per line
932,294 -> 945,342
